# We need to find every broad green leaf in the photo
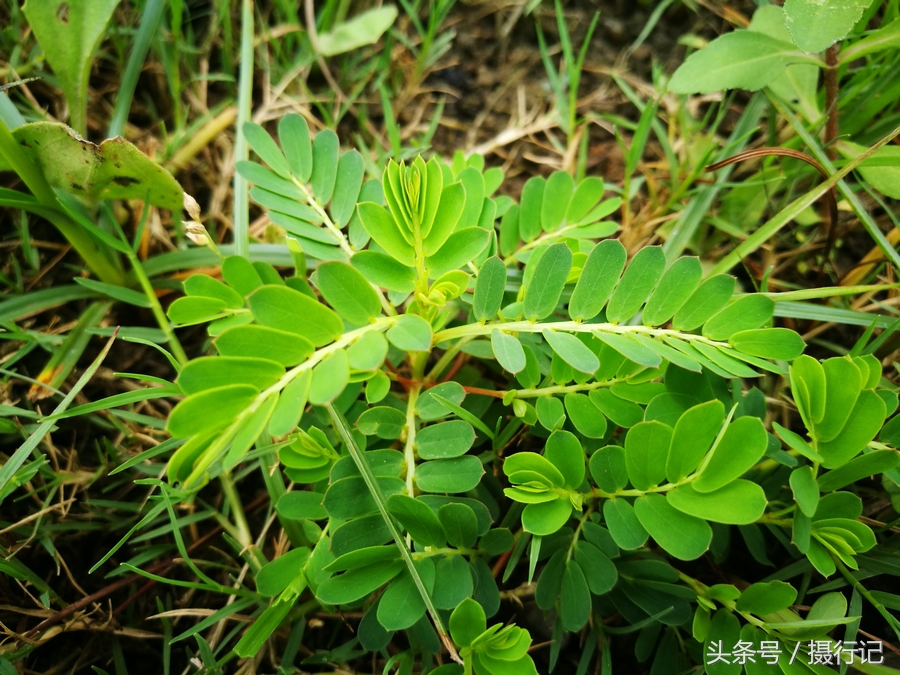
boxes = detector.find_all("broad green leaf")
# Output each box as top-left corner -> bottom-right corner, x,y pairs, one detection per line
735,581 -> 797,615
269,371 -> 311,436
565,177 -> 606,223
784,0 -> 872,53
642,257 -> 702,326
817,357 -> 863,443
590,446 -> 629,493
248,285 -> 343,347
330,150 -> 365,227
417,381 -> 466,421
705,610 -> 742,675
277,114 -> 312,183
416,457 -> 484,493
522,498 -> 572,535
560,560 -> 590,631
702,295 -> 775,340
504,452 -> 565,488
773,421 -> 822,463
450,597 -> 486,647
316,4 -> 398,55
564,393 -> 608,439
250,186 -> 320,223
588,389 -> 643,428
177,356 -> 284,395
168,385 -> 258,438
183,275 -> 244,308
791,355 -> 826,427
633,493 -> 712,561
606,246 -> 666,324
347,330 -> 389,370
316,559 -> 405,605
748,5 -> 820,120
438,503 -> 479,549
671,275 -> 735,331
351,250 -> 415,293
386,314 -> 432,351
214,325 -> 315,366
523,243 -> 572,321
491,329 -> 526,374
789,466 -> 820,517
729,328 -> 805,360
541,171 -> 573,232
308,349 -> 349,405
693,416 -> 767,493
543,330 -> 599,374
420,158 -> 444,239
424,182 -> 466,256
602,499 -> 648,549
387,495 -> 445,547
324,476 -> 405,520
666,481 -> 766,525
324,546 -> 399,573
426,227 -> 491,277
416,421 -> 475,460
473,257 -> 506,322
456,167 -> 485,230
21,2 -> 121,134
358,202 -> 415,266
167,296 -> 227,325
222,256 -> 264,297
243,123 -> 291,177
666,400 -> 725,483
2,122 -> 183,209
237,161 -> 305,201
256,548 -> 310,596
316,261 -> 381,325
817,449 -> 900,492
574,541 -> 617,595
518,176 -> 545,242
568,239 -> 626,321
668,31 -> 809,94
277,491 -> 328,521
432,556 -> 474,609
366,372 -> 391,404
536,396 -> 566,432
624,421 -> 672,491
592,331 -> 661,369
633,337 -> 698,376
544,430 -> 585,488
856,145 -> 900,200
310,130 -> 339,203
356,406 -> 406,439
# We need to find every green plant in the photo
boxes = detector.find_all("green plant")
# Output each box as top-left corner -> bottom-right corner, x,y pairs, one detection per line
131,113 -> 900,673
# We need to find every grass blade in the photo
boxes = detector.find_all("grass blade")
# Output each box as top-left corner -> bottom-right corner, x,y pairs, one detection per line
0,330 -> 117,494
108,0 -> 165,138
232,0 -> 254,259
325,403 -> 462,664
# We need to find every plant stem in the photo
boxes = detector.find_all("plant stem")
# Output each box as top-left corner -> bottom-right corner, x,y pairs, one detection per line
183,317 -> 398,488
434,319 -> 731,347
219,471 -> 253,552
835,558 -> 900,643
403,385 -> 421,496
124,248 -> 189,366
232,0 -> 254,259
